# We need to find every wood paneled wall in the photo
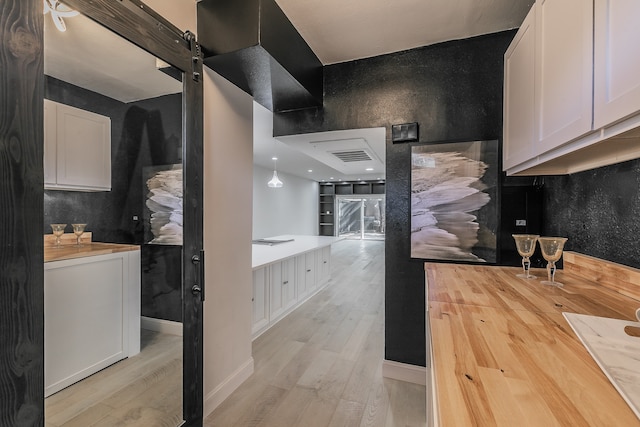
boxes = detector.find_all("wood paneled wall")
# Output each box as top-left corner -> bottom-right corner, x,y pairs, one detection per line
0,0 -> 45,425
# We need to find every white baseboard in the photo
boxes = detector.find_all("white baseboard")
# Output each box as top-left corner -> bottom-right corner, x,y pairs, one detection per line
204,357 -> 254,418
382,359 -> 427,386
140,316 -> 183,336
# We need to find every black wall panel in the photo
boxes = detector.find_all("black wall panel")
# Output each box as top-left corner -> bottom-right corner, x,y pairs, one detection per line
43,76 -> 182,245
543,158 -> 640,269
274,31 -> 517,366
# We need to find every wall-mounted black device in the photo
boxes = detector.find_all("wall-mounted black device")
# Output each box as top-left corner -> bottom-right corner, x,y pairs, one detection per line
391,122 -> 419,143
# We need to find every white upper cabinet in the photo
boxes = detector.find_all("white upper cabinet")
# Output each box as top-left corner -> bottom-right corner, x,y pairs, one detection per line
503,5 -> 536,170
593,0 -> 640,129
503,0 -> 640,176
534,0 -> 593,155
44,99 -> 111,191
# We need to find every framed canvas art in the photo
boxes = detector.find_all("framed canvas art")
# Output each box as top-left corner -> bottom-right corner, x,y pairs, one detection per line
410,140 -> 498,262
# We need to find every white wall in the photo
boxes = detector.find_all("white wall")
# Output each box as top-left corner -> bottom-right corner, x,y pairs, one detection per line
202,69 -> 254,416
253,166 -> 319,239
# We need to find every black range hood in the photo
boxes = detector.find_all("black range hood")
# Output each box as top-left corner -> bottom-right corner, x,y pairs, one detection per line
197,0 -> 323,112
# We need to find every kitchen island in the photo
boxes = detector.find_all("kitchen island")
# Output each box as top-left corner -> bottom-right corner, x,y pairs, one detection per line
251,235 -> 343,338
44,235 -> 140,397
426,255 -> 640,426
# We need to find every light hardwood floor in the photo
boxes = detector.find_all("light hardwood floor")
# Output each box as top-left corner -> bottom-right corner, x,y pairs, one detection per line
45,329 -> 183,427
205,239 -> 426,427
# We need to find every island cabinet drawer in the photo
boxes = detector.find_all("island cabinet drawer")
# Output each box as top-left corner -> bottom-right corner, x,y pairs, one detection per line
251,267 -> 269,337
269,258 -> 297,322
44,250 -> 140,397
251,244 -> 334,340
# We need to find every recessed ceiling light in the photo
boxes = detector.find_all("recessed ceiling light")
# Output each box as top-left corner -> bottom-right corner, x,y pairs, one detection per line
308,169 -> 313,173
330,177 -> 334,180
272,156 -> 278,161
366,168 -> 373,171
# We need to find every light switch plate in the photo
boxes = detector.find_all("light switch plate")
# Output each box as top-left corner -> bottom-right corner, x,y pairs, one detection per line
516,219 -> 526,226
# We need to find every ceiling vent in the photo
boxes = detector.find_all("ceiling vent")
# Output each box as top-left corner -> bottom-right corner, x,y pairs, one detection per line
331,150 -> 373,163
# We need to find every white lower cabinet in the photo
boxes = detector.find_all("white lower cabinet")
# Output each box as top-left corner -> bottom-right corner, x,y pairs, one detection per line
304,251 -> 317,293
44,250 -> 140,397
252,246 -> 332,339
296,254 -> 309,301
317,246 -> 331,286
270,258 -> 296,322
252,267 -> 270,337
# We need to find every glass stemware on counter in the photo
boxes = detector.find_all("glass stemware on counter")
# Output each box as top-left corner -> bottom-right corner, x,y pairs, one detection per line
50,223 -> 67,248
512,234 -> 568,286
512,234 -> 539,279
72,223 -> 87,247
50,223 -> 87,248
538,237 -> 568,287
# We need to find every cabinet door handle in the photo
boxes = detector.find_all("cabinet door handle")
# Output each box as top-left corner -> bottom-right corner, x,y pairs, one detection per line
283,280 -> 289,285
306,269 -> 311,272
191,250 -> 205,301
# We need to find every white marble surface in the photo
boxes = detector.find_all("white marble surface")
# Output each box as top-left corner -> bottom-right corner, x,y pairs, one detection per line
563,312 -> 640,420
252,235 -> 343,269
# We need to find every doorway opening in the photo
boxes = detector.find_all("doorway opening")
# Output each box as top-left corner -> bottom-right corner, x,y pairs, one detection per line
337,195 -> 385,240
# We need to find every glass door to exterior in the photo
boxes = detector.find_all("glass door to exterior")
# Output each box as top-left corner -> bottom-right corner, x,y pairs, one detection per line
337,196 -> 385,240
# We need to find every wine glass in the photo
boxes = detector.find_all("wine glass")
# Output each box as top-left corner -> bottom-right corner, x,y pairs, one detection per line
512,234 -> 539,279
538,237 -> 568,287
72,223 -> 87,247
50,223 -> 67,248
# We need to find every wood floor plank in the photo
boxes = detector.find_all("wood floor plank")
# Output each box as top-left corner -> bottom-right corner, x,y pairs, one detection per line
205,240 -> 427,427
328,399 -> 366,427
256,385 -> 318,427
296,397 -> 341,427
359,382 -> 389,427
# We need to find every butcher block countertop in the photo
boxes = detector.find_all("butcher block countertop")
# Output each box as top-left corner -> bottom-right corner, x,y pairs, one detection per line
426,258 -> 640,426
44,233 -> 139,263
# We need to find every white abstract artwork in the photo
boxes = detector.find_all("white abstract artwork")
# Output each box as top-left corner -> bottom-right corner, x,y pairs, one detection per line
411,140 -> 497,262
145,164 -> 183,245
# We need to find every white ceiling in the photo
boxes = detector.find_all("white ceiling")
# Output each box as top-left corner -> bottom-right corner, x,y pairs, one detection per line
275,0 -> 534,65
44,12 -> 182,103
254,102 -> 386,182
45,0 -> 533,182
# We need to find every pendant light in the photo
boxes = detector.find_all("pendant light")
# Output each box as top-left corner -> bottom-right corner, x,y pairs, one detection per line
267,157 -> 283,188
44,0 -> 79,32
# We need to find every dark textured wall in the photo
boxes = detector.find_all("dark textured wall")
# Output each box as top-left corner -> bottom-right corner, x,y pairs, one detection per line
275,31 -> 517,366
43,76 -> 182,244
543,158 -> 640,269
141,244 -> 183,321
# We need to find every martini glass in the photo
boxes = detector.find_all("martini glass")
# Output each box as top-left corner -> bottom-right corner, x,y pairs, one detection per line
512,234 -> 539,279
538,237 -> 568,287
50,223 -> 67,248
72,223 -> 86,247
